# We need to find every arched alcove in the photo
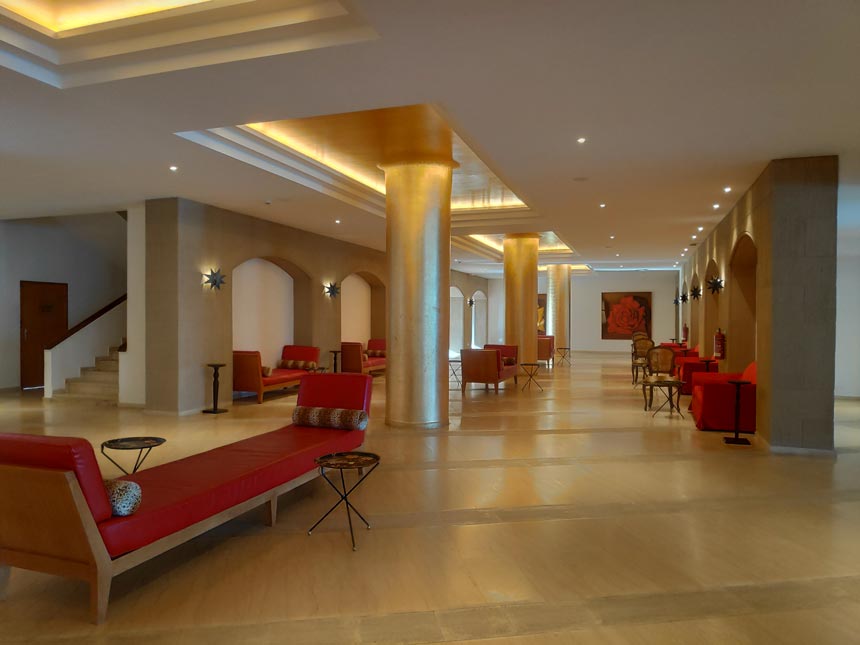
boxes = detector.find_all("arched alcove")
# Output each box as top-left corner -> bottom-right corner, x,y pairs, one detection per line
449,286 -> 465,357
470,290 -> 488,348
728,235 -> 757,372
341,274 -> 372,343
703,259 -> 720,355
344,270 -> 386,340
690,273 -> 701,349
232,258 -> 294,367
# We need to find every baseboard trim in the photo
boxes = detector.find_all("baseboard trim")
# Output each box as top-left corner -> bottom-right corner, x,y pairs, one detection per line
770,445 -> 837,458
835,395 -> 860,401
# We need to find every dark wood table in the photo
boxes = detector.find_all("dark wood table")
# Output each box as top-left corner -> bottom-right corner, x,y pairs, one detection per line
203,363 -> 228,414
101,437 -> 166,475
308,451 -> 380,551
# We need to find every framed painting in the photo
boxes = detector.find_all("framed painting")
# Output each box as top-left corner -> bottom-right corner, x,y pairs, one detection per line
537,293 -> 547,334
601,292 -> 651,340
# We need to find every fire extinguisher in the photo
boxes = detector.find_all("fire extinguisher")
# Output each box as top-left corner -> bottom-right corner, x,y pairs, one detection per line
714,328 -> 726,360
682,323 -> 689,344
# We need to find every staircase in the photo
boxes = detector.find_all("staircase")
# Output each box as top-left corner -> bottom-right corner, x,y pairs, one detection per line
51,341 -> 122,404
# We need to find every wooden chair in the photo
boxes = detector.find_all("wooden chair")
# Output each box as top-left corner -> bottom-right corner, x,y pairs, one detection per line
641,346 -> 676,409
631,338 -> 654,384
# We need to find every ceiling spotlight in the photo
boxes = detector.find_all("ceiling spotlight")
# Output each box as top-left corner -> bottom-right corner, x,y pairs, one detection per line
723,186 -> 732,193
684,248 -> 688,252
335,219 -> 341,224
691,234 -> 697,239
610,235 -> 615,240
698,226 -> 704,232
712,203 -> 719,209
681,253 -> 685,256
169,165 -> 178,172
577,137 -> 587,144
600,203 -> 606,208
615,253 -> 620,257
619,265 -> 624,268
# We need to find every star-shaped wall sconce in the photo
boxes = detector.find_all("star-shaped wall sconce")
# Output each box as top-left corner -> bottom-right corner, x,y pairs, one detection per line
690,286 -> 702,300
324,282 -> 340,298
468,297 -> 475,307
203,268 -> 226,291
706,277 -> 724,294
680,292 -> 689,303
673,296 -> 680,306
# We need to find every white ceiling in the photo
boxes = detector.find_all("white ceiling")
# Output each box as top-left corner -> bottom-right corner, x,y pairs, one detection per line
1,0 -> 859,269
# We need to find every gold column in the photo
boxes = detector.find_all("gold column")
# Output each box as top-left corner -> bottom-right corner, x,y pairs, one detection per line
382,161 -> 455,428
504,233 -> 540,363
546,264 -> 570,347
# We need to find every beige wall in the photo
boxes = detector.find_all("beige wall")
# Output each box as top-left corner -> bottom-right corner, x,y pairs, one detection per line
682,156 -> 838,450
450,270 -> 489,350
146,198 -> 386,413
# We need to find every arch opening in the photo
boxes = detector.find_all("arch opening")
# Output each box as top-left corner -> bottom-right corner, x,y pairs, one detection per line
728,235 -> 758,372
449,286 -> 465,358
341,274 -> 372,343
470,290 -> 488,348
703,259 -> 720,356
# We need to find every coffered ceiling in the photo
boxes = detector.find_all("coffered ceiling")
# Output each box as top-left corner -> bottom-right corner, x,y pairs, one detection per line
1,0 -> 858,271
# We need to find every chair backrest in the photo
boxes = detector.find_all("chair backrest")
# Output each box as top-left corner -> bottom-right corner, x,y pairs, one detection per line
632,331 -> 649,342
742,362 -> 757,384
537,336 -> 553,360
367,339 -> 386,352
646,347 -> 675,376
281,345 -> 320,364
297,373 -> 373,412
484,344 -> 518,362
340,342 -> 365,373
461,349 -> 501,380
233,350 -> 263,390
0,434 -> 112,523
633,338 -> 655,358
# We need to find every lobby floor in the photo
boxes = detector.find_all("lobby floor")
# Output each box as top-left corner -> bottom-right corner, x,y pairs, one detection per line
2,353 -> 860,644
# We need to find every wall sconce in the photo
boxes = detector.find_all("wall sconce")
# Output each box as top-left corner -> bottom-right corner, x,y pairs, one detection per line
690,286 -> 702,300
680,292 -> 688,303
324,282 -> 340,298
673,296 -> 680,306
467,297 -> 475,307
706,277 -> 724,294
203,268 -> 226,290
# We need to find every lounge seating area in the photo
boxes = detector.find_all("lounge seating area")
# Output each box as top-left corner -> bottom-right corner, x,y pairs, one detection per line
0,373 -> 373,623
233,345 -> 321,403
341,339 -> 386,375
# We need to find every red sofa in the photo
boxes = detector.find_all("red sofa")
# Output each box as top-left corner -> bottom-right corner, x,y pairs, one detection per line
341,340 -> 386,375
233,345 -> 320,403
690,362 -> 757,432
675,351 -> 720,395
460,344 -> 518,393
0,373 -> 371,623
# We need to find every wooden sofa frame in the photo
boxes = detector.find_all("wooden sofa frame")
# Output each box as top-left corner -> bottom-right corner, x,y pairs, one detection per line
0,463 -> 318,623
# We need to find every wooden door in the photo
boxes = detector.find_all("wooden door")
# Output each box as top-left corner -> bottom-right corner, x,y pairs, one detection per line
20,281 -> 68,389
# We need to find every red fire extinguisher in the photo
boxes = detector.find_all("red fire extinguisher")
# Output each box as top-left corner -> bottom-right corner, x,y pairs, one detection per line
682,323 -> 689,344
714,328 -> 726,360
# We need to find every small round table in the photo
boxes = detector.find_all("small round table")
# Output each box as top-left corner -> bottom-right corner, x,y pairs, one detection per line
101,437 -> 166,475
556,347 -> 571,366
329,350 -> 342,373
520,363 -> 543,391
700,358 -> 716,372
308,451 -> 380,551
449,359 -> 462,388
203,363 -> 228,414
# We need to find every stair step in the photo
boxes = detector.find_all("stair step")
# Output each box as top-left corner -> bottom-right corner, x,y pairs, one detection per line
66,379 -> 118,396
80,368 -> 119,383
51,390 -> 117,405
95,357 -> 119,372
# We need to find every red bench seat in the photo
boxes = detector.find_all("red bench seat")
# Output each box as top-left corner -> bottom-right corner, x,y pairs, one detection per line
100,426 -> 363,557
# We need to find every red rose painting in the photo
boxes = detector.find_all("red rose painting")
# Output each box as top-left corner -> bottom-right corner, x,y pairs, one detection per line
601,292 -> 652,340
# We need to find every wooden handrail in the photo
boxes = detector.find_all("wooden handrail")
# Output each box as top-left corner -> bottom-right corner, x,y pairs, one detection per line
48,294 -> 127,350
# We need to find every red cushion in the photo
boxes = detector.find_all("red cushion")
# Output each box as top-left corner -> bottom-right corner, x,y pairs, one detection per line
297,373 -> 372,412
0,434 -> 112,523
262,368 -> 306,386
99,426 -> 363,557
365,357 -> 386,368
281,345 -> 320,364
367,339 -> 386,352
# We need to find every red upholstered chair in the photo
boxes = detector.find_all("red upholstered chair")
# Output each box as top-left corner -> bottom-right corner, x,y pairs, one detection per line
675,354 -> 720,395
233,350 -> 310,403
365,339 -> 387,372
537,335 -> 555,367
690,362 -> 757,432
280,345 -> 320,366
461,345 -> 518,393
341,342 -> 385,375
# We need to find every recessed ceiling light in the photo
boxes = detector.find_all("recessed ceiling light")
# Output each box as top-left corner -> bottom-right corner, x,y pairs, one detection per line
684,248 -> 688,252
698,226 -> 704,232
169,165 -> 178,172
577,137 -> 587,144
619,265 -> 624,268
335,219 -> 341,224
615,253 -> 620,257
600,203 -> 606,208
681,253 -> 685,257
712,203 -> 719,209
691,234 -> 697,239
723,186 -> 732,193
610,235 -> 615,240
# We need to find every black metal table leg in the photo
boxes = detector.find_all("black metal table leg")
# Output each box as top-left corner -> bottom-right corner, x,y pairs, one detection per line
724,380 -> 752,445
308,461 -> 378,550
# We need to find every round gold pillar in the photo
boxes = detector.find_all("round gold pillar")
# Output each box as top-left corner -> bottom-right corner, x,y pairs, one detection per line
504,233 -> 540,363
382,161 -> 455,428
546,264 -> 571,348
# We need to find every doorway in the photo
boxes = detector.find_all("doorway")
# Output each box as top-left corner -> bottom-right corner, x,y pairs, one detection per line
20,281 -> 68,389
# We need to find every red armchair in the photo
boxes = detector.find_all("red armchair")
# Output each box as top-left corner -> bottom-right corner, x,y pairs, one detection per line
233,346 -> 320,403
461,344 -> 518,393
538,335 -> 555,367
341,342 -> 386,375
691,362 -> 757,432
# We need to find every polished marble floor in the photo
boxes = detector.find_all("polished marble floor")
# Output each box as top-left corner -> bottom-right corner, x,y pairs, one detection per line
2,353 -> 860,644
